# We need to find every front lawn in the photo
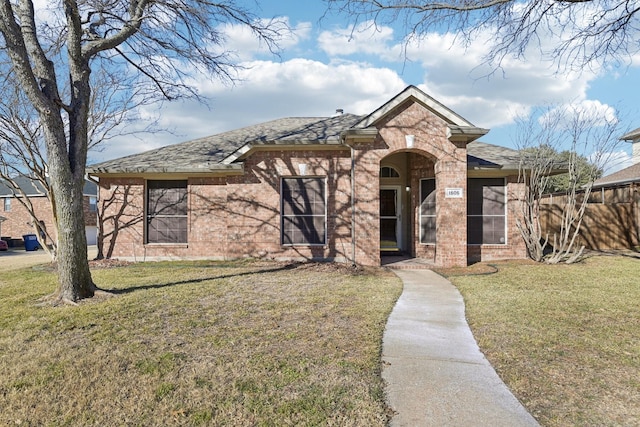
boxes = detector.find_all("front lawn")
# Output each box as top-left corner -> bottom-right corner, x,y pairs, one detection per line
446,255 -> 640,426
0,260 -> 402,426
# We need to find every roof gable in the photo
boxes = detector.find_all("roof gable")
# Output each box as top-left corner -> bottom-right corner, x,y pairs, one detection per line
354,85 -> 476,129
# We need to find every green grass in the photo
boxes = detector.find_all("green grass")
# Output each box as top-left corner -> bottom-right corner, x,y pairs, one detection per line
445,255 -> 640,426
0,260 -> 402,426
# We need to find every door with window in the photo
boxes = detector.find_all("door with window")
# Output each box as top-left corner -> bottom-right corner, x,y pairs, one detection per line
380,187 -> 401,251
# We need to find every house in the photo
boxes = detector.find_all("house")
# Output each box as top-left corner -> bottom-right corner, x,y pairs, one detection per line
87,86 -> 529,267
0,176 -> 99,247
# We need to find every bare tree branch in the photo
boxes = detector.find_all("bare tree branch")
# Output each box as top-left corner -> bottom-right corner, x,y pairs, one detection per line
327,0 -> 640,70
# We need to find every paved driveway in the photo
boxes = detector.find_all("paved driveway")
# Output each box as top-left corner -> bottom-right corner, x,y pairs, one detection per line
0,246 -> 98,271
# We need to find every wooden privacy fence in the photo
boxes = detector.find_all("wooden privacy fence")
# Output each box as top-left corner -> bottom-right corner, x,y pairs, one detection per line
540,184 -> 640,251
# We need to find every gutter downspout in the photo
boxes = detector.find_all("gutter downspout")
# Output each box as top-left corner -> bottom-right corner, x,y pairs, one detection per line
341,132 -> 357,266
350,144 -> 356,266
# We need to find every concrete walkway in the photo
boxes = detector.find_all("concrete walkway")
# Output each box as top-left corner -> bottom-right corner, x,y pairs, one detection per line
382,269 -> 540,427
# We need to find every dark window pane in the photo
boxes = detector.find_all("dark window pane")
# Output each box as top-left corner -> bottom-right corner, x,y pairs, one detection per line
380,166 -> 400,178
148,217 -> 187,244
483,185 -> 505,215
420,179 -> 436,243
147,180 -> 188,244
420,179 -> 436,216
380,189 -> 397,216
148,180 -> 187,216
467,217 -> 484,245
467,178 -> 506,245
420,216 -> 436,244
281,178 -> 326,245
282,178 -> 324,216
380,218 -> 398,245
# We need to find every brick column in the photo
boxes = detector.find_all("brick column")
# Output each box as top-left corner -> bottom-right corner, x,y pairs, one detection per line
435,159 -> 467,267
351,144 -> 381,266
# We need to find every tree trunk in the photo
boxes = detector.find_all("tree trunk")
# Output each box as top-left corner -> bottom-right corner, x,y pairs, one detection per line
51,171 -> 96,301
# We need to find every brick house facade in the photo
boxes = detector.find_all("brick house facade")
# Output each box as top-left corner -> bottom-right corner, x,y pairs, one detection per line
89,86 -> 528,267
0,177 -> 98,246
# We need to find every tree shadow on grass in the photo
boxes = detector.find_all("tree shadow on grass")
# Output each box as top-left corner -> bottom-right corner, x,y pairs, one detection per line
103,263 -> 300,295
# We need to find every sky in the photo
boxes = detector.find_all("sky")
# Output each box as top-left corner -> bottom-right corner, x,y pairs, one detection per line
89,0 -> 640,175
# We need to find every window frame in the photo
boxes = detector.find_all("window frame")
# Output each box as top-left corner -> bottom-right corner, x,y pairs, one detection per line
3,197 -> 10,212
467,178 -> 507,245
419,178 -> 436,244
280,176 -> 327,246
145,180 -> 188,244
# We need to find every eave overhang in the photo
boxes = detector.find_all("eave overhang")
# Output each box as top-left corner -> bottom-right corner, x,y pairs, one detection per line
222,139 -> 348,164
87,163 -> 245,178
448,125 -> 490,143
340,128 -> 379,145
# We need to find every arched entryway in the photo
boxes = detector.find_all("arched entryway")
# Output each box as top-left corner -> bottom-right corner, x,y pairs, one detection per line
379,151 -> 437,262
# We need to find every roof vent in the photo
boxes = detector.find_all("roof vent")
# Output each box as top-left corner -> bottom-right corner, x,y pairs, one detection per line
335,109 -> 344,115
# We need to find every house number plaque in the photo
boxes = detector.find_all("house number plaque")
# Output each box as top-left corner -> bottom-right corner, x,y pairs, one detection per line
445,188 -> 463,198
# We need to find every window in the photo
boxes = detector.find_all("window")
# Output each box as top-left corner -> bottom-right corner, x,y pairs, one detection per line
146,180 -> 188,244
3,198 -> 10,212
380,166 -> 400,178
281,177 -> 326,245
420,178 -> 436,244
467,178 -> 506,244
89,197 -> 97,212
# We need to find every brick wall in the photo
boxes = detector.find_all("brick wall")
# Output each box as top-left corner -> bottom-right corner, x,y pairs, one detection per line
1,196 -> 54,244
99,150 -> 354,262
1,194 -> 96,245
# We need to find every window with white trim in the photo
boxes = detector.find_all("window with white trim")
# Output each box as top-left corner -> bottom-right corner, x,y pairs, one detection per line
3,198 -> 10,212
467,178 -> 506,244
281,177 -> 326,245
420,178 -> 436,244
146,180 -> 188,244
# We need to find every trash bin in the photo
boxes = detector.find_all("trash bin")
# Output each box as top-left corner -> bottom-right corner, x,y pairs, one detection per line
23,234 -> 40,251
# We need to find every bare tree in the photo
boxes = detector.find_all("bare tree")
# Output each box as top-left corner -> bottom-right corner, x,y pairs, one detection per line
514,104 -> 623,263
0,1 -> 286,304
0,81 -> 56,256
0,68 -> 160,261
326,0 -> 640,70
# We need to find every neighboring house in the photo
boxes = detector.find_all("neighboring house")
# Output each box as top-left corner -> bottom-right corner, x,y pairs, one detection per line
541,128 -> 640,251
87,86 -> 530,267
0,176 -> 99,246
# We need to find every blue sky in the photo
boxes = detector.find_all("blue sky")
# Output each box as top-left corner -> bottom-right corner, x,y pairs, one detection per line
90,0 -> 640,174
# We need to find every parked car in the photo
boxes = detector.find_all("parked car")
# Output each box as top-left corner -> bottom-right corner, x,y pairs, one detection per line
0,240 -> 8,251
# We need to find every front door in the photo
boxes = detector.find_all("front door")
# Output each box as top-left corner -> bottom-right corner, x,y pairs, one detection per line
380,187 -> 401,251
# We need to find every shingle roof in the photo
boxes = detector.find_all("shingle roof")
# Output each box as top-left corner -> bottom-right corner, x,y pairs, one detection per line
0,176 -> 97,197
87,85 -> 530,175
620,127 -> 640,141
466,141 -> 521,170
593,162 -> 640,187
88,114 -> 364,174
88,117 -> 521,175
0,176 -> 47,197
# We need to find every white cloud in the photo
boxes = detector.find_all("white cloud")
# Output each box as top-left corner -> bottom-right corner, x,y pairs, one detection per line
540,100 -> 618,129
217,17 -> 311,61
318,20 -> 397,57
